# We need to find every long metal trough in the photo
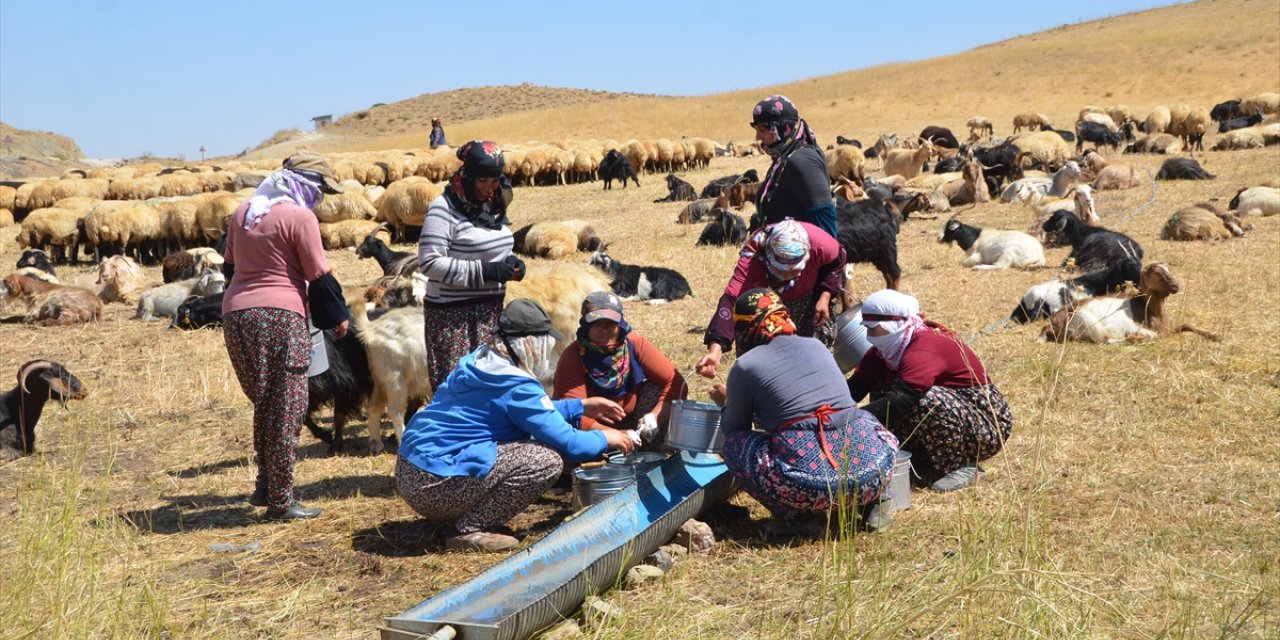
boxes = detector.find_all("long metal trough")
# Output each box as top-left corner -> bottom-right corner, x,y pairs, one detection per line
380,451 -> 733,640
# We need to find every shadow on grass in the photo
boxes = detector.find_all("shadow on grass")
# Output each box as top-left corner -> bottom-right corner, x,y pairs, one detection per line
353,519 -> 451,557
113,474 -> 397,535
165,441 -> 397,480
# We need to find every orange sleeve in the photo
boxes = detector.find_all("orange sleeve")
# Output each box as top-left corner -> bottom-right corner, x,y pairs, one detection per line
631,335 -> 688,406
552,345 -> 599,430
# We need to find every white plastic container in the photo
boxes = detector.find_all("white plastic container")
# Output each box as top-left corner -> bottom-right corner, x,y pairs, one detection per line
888,450 -> 913,512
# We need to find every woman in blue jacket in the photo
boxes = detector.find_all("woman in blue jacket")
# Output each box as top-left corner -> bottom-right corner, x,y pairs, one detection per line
396,298 -> 636,552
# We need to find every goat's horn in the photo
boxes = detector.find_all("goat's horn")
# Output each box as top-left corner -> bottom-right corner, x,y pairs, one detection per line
18,360 -> 56,395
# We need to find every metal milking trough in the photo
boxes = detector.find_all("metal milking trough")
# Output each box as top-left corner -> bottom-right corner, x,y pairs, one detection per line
380,451 -> 733,640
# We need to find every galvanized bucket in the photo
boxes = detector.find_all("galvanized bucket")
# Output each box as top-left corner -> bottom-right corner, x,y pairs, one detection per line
888,450 -> 913,512
606,451 -> 668,477
833,305 -> 872,374
572,465 -> 636,510
666,400 -> 725,454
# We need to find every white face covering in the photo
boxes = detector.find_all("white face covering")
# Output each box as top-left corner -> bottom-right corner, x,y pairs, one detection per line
861,289 -> 924,370
507,333 -> 559,383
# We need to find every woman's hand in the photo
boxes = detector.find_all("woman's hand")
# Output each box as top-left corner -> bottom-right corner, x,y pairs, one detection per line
695,343 -> 723,379
332,319 -> 350,339
602,427 -> 637,454
582,397 -> 625,426
813,291 -> 832,326
709,382 -> 728,407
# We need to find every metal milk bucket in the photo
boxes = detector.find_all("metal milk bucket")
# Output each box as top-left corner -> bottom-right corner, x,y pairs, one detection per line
888,450 -> 913,512
306,318 -> 329,377
606,451 -> 667,476
833,305 -> 872,374
572,465 -> 636,510
665,400 -> 725,454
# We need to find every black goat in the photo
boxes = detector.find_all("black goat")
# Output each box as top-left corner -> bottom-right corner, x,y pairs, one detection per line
699,169 -> 759,198
933,155 -> 966,174
1010,257 -> 1142,323
356,225 -> 416,276
1076,122 -> 1123,153
305,329 -> 374,453
171,292 -> 224,330
695,210 -> 747,247
1042,210 -> 1143,272
920,126 -> 960,149
1,360 -> 87,461
973,141 -> 1021,196
1048,128 -> 1076,142
588,248 -> 692,302
1218,111 -> 1263,133
1155,157 -> 1215,181
16,249 -> 56,278
655,174 -> 697,202
1211,99 -> 1242,123
599,149 -> 640,190
835,198 -> 902,289
835,135 -> 863,148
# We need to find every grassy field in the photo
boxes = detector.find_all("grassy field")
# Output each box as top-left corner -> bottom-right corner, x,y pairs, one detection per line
3,0 -> 1280,638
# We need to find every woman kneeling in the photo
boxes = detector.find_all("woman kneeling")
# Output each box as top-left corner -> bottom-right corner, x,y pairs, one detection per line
396,299 -> 636,552
710,289 -> 898,534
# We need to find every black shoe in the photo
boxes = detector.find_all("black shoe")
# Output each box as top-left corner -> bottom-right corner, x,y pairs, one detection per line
264,503 -> 322,521
247,489 -> 268,507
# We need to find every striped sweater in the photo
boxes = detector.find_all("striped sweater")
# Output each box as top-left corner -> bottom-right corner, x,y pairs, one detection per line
417,194 -> 515,305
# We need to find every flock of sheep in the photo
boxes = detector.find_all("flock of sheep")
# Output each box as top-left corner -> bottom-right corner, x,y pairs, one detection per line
1,88 -> 1279,452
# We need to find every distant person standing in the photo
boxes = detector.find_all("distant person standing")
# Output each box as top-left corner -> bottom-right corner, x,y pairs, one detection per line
429,118 -> 447,149
751,95 -> 836,238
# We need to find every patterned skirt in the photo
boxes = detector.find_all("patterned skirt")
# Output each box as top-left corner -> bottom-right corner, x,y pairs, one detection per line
786,288 -> 837,347
722,407 -> 898,518
896,383 -> 1014,478
423,298 -> 503,392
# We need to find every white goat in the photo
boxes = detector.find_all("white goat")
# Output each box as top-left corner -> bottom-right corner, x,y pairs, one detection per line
938,218 -> 1046,270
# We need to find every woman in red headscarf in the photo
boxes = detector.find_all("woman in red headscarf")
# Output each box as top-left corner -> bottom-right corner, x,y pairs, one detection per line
709,288 -> 898,534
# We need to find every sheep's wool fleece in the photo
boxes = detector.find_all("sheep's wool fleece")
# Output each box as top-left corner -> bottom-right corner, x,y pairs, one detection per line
860,289 -> 925,371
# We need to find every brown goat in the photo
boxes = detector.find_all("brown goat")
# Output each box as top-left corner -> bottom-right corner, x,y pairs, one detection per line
1041,263 -> 1219,343
1,274 -> 102,325
726,182 -> 761,209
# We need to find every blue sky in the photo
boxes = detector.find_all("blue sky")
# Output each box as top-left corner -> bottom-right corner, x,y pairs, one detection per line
0,0 -> 1181,160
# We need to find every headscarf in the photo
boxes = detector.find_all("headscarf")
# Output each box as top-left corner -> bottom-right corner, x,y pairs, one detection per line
752,95 -> 819,209
860,289 -> 928,370
740,220 -> 811,292
575,292 -> 644,398
244,169 -> 324,229
732,288 -> 796,357
443,139 -> 514,230
490,332 -> 559,384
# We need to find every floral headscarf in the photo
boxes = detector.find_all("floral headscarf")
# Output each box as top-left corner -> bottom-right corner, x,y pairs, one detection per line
575,291 -> 644,398
444,140 -> 514,230
740,220 -> 811,292
732,288 -> 797,357
244,169 -> 324,229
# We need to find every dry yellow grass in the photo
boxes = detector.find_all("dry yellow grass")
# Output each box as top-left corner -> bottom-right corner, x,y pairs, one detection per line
3,1 -> 1279,638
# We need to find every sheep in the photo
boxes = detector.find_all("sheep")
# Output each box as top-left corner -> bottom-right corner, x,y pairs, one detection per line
512,219 -> 603,260
835,197 -> 902,289
883,140 -> 933,180
967,117 -> 994,139
1042,210 -> 1144,272
96,255 -> 145,304
154,198 -> 201,252
0,274 -> 103,326
1239,92 -> 1280,115
1012,131 -> 1073,168
1155,157 -> 1214,181
654,174 -> 697,203
1161,203 -> 1251,241
171,292 -> 225,330
0,209 -> 12,228
695,209 -> 747,247
1078,112 -> 1119,132
374,177 -> 440,242
1229,186 -> 1280,217
317,219 -> 389,250
937,218 -> 1046,270
1142,106 -> 1172,134
1169,106 -> 1210,152
135,268 -> 225,321
356,223 -> 417,276
1127,133 -> 1183,154
312,189 -> 377,224
588,248 -> 692,303
17,207 -> 83,264
1,360 -> 88,461
1040,263 -> 1220,344
700,169 -> 759,199
676,199 -> 716,224
1010,257 -> 1142,323
1210,126 -> 1269,151
825,145 -> 866,184
1013,113 -> 1051,133
83,201 -> 163,264
192,193 -> 241,245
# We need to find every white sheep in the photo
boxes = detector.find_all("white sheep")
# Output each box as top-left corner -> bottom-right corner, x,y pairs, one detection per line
938,218 -> 1046,270
1143,106 -> 1172,134
1011,131 -> 1073,167
374,177 -> 440,242
513,219 -> 602,260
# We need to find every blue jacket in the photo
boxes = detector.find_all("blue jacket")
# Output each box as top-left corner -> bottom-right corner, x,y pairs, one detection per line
399,346 -> 608,478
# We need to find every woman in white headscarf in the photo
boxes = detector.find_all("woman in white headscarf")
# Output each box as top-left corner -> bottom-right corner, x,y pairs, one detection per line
395,299 -> 636,553
847,290 -> 1014,492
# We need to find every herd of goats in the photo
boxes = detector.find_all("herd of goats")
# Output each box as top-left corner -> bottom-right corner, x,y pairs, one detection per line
2,92 -> 1279,458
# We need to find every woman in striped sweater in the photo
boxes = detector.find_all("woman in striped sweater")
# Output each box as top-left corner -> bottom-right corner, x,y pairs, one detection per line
418,140 -> 526,392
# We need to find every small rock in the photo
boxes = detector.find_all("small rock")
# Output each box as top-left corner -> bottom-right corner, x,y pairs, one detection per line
672,519 -> 715,553
581,596 -> 623,629
624,564 -> 665,588
537,619 -> 582,640
660,543 -> 688,558
644,548 -> 674,572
